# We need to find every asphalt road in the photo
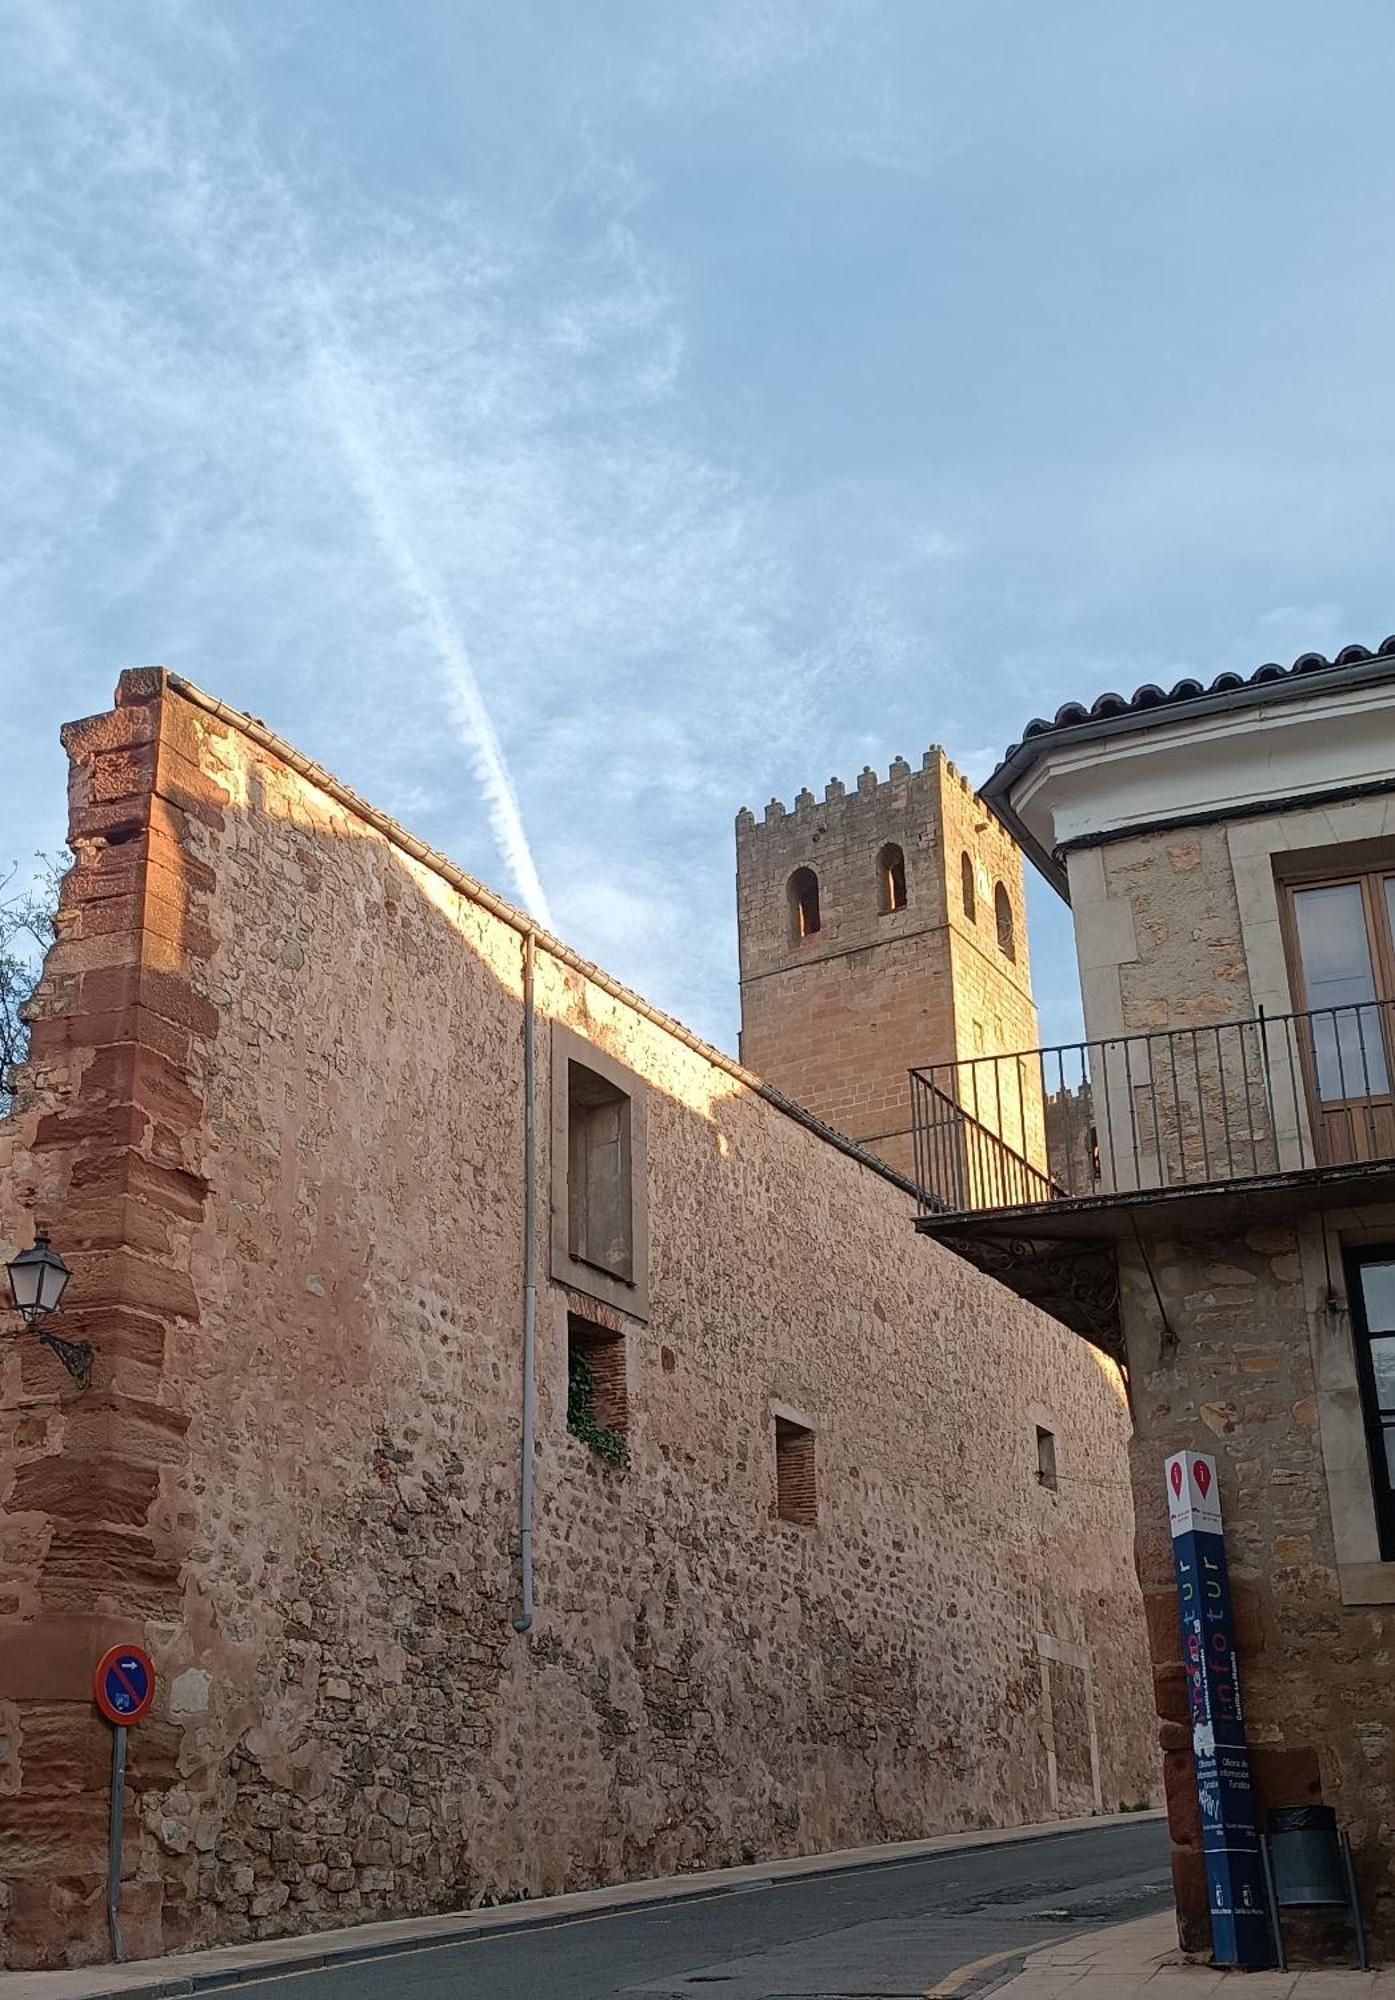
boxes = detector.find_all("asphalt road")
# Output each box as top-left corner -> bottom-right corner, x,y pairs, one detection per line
197,1817 -> 1171,2000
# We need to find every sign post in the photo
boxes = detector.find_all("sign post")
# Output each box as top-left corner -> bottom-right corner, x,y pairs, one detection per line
93,1645 -> 156,1964
1165,1450 -> 1269,1968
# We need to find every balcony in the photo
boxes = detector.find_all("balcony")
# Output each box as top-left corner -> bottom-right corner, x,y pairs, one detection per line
910,1002 -> 1395,1358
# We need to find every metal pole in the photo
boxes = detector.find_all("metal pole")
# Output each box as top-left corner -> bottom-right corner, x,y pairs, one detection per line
513,931 -> 538,1634
107,1723 -> 127,1963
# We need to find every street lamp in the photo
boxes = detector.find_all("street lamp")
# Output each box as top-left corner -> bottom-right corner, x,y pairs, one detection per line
5,1232 -> 91,1387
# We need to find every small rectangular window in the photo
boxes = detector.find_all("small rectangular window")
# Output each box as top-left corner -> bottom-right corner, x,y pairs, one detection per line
567,1061 -> 633,1281
775,1417 -> 817,1527
1036,1425 -> 1058,1492
567,1315 -> 628,1467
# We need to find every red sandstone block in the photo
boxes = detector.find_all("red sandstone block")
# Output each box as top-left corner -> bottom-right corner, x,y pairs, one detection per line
0,1617 -> 141,1701
83,1043 -> 202,1129
59,1193 -> 175,1261
34,1100 -> 150,1154
27,1003 -> 192,1069
63,1392 -> 190,1464
67,1247 -> 198,1321
39,1523 -> 182,1618
13,1703 -> 112,1796
67,797 -> 152,846
0,1793 -> 111,1876
88,742 -> 158,806
70,1149 -> 208,1222
48,1304 -> 167,1372
60,701 -> 158,757
116,667 -> 168,708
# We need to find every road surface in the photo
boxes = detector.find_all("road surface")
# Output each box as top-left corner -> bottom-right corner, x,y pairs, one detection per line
194,1816 -> 1171,1999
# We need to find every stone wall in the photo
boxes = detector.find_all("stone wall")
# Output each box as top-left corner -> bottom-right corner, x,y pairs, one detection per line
1122,1214 -> 1395,1954
0,674 -> 1158,1969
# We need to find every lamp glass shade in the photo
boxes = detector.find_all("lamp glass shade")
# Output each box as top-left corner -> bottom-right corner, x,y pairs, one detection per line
6,1235 -> 72,1321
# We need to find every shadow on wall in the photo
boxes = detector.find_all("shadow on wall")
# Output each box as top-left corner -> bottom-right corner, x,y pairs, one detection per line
0,676 -> 1154,1970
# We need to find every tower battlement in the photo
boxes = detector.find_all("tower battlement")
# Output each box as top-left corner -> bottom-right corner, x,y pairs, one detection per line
736,746 -> 977,832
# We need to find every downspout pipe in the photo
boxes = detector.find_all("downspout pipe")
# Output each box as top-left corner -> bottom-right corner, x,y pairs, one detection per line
513,930 -> 537,1633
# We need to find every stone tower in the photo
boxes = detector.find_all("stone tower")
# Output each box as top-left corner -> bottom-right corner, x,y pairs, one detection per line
736,750 -> 1040,1178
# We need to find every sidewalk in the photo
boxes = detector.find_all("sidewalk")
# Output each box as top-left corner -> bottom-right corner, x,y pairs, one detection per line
987,1909 -> 1390,1997
0,1807 -> 1159,1999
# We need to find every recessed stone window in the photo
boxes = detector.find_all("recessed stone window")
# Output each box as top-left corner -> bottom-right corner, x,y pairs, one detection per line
775,1416 -> 817,1527
567,1061 -> 633,1282
789,866 -> 821,940
567,1313 -> 628,1466
995,881 -> 1016,961
961,850 -> 976,921
1036,1425 -> 1058,1491
878,842 -> 907,914
551,1025 -> 649,1321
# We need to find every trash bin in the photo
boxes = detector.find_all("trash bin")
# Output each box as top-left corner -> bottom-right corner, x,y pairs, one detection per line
1260,1804 -> 1367,1971
1267,1806 -> 1347,1906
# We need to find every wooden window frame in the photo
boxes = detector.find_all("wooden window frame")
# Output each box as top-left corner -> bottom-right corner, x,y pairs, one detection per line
1278,863 -> 1395,1164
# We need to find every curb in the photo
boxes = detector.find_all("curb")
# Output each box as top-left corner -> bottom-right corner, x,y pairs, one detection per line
8,1809 -> 1166,1999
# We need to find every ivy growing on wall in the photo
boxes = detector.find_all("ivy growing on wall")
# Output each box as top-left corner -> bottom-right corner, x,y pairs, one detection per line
567,1350 -> 628,1470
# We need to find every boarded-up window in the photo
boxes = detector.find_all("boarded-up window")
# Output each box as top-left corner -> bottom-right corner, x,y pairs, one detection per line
775,1417 -> 817,1527
568,1062 -> 633,1281
961,851 -> 976,920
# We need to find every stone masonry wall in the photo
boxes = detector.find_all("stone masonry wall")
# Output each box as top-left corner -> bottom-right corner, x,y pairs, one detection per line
0,676 -> 1157,1968
1122,1217 -> 1395,1954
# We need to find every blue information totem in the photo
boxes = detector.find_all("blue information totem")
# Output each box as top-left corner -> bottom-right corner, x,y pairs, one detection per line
1165,1449 -> 1270,1968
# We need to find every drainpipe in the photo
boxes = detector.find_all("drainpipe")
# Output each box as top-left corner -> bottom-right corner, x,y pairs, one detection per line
513,930 -> 538,1633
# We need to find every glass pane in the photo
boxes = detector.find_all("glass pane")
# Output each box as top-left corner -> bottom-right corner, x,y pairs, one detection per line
1358,1264 -> 1395,1336
1293,885 -> 1389,1098
1369,1334 -> 1395,1411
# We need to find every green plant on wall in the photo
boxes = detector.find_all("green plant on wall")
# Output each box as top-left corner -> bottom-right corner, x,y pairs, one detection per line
567,1350 -> 628,1470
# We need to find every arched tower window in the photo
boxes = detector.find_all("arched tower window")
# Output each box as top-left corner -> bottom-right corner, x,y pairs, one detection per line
877,843 -> 907,914
789,867 -> 821,941
960,851 -> 976,921
995,882 -> 1016,961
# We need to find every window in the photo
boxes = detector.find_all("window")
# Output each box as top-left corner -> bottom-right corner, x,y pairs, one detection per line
551,1025 -> 649,1319
1283,867 -> 1395,1164
995,882 -> 1016,961
774,1417 -> 817,1526
567,1060 -> 633,1281
789,867 -> 821,940
1035,1425 -> 1058,1492
1343,1249 -> 1395,1559
877,843 -> 907,914
961,851 -> 976,921
567,1314 -> 628,1468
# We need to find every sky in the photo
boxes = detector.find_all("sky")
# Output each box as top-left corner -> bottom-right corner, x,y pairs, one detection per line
2,1 -> 1394,1053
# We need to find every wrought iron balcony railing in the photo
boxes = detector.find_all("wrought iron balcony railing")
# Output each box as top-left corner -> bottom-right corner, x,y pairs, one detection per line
910,999 -> 1395,1217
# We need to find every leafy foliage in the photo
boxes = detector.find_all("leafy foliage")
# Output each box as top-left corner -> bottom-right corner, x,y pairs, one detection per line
1,855 -> 65,1118
566,1348 -> 628,1470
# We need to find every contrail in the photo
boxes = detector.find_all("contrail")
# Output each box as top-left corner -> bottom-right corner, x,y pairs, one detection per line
301,318 -> 555,930
303,327 -> 555,929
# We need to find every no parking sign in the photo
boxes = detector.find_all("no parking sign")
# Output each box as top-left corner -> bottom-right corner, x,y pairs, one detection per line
93,1644 -> 156,1726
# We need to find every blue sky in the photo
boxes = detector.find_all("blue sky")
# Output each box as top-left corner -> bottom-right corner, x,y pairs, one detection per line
2,1 -> 1394,1052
